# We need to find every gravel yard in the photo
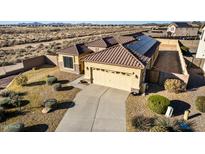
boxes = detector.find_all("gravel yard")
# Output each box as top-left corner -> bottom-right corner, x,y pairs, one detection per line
0,65 -> 81,132
126,73 -> 205,132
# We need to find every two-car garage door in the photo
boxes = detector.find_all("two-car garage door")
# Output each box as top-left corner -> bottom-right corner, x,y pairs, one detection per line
92,68 -> 133,91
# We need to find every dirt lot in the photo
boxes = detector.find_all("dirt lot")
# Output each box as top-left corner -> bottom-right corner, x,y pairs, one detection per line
126,73 -> 205,132
0,65 -> 81,132
153,50 -> 182,74
0,26 -> 144,66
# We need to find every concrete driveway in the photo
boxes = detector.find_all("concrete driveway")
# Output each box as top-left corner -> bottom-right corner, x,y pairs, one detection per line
55,84 -> 129,132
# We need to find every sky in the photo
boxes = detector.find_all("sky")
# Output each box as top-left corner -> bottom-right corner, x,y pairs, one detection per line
0,21 -> 171,25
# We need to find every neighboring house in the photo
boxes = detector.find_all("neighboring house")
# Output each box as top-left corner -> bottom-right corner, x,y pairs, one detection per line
83,35 -> 160,93
57,43 -> 93,74
196,26 -> 205,72
167,22 -> 199,37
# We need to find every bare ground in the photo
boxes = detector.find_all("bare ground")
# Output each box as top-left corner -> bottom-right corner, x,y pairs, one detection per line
0,65 -> 81,132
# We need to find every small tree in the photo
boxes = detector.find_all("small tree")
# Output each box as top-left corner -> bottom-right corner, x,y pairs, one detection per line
16,74 -> 28,86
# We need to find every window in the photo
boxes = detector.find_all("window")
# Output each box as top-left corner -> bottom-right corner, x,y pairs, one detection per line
63,56 -> 73,69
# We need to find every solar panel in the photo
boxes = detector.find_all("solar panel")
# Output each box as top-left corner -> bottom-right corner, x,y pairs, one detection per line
126,35 -> 157,55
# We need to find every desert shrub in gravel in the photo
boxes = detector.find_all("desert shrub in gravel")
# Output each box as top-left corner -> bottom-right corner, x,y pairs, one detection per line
53,83 -> 62,91
3,123 -> 25,132
16,74 -> 28,86
0,90 -> 14,97
132,115 -> 156,132
164,79 -> 186,93
0,98 -> 11,107
148,95 -> 170,114
149,126 -> 168,132
47,76 -> 57,85
42,99 -> 58,109
195,96 -> 205,112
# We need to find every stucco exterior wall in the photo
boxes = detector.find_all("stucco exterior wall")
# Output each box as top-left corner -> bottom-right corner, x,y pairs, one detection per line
84,62 -> 143,92
58,54 -> 80,74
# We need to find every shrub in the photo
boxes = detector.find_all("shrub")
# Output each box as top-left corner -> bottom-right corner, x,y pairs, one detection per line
0,98 -> 11,107
3,123 -> 25,132
164,79 -> 186,93
0,90 -> 13,97
150,126 -> 168,132
16,74 -> 28,86
0,94 -> 21,108
195,96 -> 205,112
47,76 -> 57,85
154,118 -> 195,132
0,107 -> 5,122
148,95 -> 170,114
42,99 -> 58,109
53,83 -> 62,91
132,115 -> 156,132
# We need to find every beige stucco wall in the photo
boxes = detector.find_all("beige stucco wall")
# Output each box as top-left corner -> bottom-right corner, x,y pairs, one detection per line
58,54 -> 80,74
84,62 -> 143,92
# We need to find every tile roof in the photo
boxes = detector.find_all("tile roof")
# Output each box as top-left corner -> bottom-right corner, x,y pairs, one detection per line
83,44 -> 145,69
86,38 -> 108,48
83,34 -> 160,69
114,36 -> 136,44
57,43 -> 92,55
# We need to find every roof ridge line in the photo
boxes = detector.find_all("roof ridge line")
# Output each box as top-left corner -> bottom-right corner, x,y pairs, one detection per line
119,44 -> 145,68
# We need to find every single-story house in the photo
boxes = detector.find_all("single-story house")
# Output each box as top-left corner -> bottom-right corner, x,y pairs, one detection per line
57,35 -> 138,74
57,43 -> 93,74
167,22 -> 199,37
83,34 -> 160,93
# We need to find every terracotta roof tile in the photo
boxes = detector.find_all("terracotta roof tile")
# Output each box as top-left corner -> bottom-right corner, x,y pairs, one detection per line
114,36 -> 136,44
57,43 -> 92,55
86,38 -> 108,48
83,44 -> 145,69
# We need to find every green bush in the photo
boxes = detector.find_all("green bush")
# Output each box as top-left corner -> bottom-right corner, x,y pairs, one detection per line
148,95 -> 170,114
53,83 -> 62,91
195,96 -> 205,112
0,98 -> 11,107
42,99 -> 58,109
164,79 -> 186,93
3,123 -> 25,132
47,76 -> 57,85
150,126 -> 168,132
16,74 -> 28,86
0,94 -> 21,108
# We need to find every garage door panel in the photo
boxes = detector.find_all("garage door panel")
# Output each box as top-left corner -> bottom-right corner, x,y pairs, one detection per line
92,69 -> 132,91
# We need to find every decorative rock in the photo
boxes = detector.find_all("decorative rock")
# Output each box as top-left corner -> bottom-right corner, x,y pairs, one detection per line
42,107 -> 52,114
